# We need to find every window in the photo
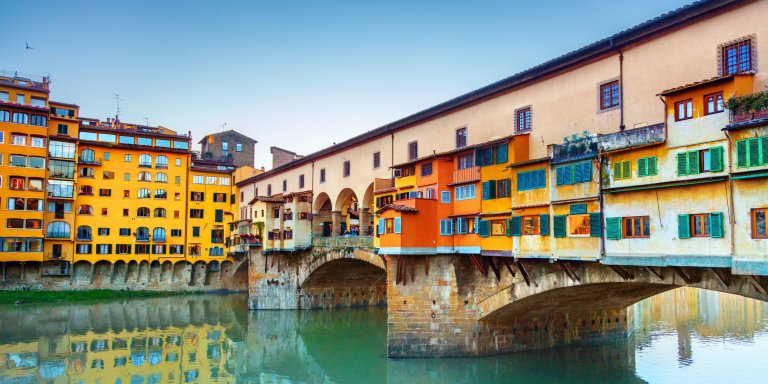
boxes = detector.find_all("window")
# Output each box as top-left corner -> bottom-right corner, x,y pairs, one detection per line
622,216 -> 650,238
516,169 -> 546,191
139,154 -> 152,167
57,124 -> 68,135
76,226 -> 92,241
522,216 -> 541,235
138,188 -> 151,199
137,137 -> 152,146
136,227 -> 150,241
154,189 -> 167,199
299,174 -> 305,189
191,192 -> 204,202
678,147 -> 724,175
735,136 -> 767,168
219,177 -> 230,185
704,92 -> 724,115
222,142 -> 229,152
125,154 -> 131,162
556,162 -> 592,185
637,157 -> 658,177
27,157 -> 44,169
103,152 -> 110,161
497,179 -> 511,198
137,171 -> 152,182
282,179 -> 288,192
675,99 -> 693,121
421,163 -> 432,176
190,209 -> 204,219
613,160 -> 631,180
96,244 -> 112,255
79,185 -> 94,195
267,184 -> 272,196
453,217 -> 477,234
122,209 -> 129,217
120,228 -> 130,236
78,205 -> 93,215
153,228 -> 166,242
155,155 -> 168,168
0,111 -> 7,122
98,188 -> 111,197
206,176 -> 217,185
691,213 -> 711,237
455,184 -> 477,200
137,207 -> 150,217
752,208 -> 767,239
515,106 -> 531,133
192,227 -> 200,237
47,222 -> 70,238
11,134 -> 26,146
193,175 -> 204,184
441,191 -> 451,203
408,141 -> 418,161
103,171 -> 115,180
721,39 -> 752,75
372,152 -> 381,169
9,155 -> 26,167
98,228 -> 110,236
457,153 -> 474,170
319,168 -> 326,183
175,158 -> 181,166
101,208 -> 108,216
456,127 -> 467,148
30,115 -> 46,126
567,214 -> 591,237
171,229 -> 182,237
155,172 -> 168,183
30,137 -> 45,148
490,220 -> 507,236
12,112 -> 29,124
15,94 -> 24,104
76,244 -> 92,254
116,244 -> 131,254
599,80 -> 620,110
341,160 -> 351,177
170,245 -> 184,254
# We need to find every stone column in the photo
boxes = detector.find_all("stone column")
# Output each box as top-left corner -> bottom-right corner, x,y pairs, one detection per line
331,211 -> 342,237
359,208 -> 370,236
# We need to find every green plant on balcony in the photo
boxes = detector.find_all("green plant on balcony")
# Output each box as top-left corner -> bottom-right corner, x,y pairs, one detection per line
725,90 -> 768,115
253,221 -> 264,241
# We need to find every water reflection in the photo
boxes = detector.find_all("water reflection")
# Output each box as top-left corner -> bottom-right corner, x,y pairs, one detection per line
0,288 -> 767,383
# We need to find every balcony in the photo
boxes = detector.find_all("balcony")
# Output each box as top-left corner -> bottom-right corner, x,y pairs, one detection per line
312,236 -> 374,250
598,124 -> 665,153
727,91 -> 768,127
78,156 -> 101,165
551,133 -> 598,164
451,166 -> 480,185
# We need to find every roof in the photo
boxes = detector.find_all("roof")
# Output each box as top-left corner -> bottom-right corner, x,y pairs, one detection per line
508,156 -> 551,168
375,204 -> 419,215
237,0 -> 743,187
390,134 -> 520,169
248,195 -> 285,205
199,129 -> 258,144
658,72 -> 753,96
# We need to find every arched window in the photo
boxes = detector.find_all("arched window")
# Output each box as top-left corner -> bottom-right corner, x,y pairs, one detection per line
138,171 -> 152,182
153,228 -> 166,242
47,221 -> 70,238
136,227 -> 149,241
209,246 -> 223,256
77,205 -> 93,215
79,167 -> 95,177
80,149 -> 95,163
155,155 -> 168,168
154,189 -> 167,199
76,225 -> 92,241
154,208 -> 166,218
139,154 -> 152,167
137,188 -> 151,199
137,207 -> 150,217
154,172 -> 168,183
79,185 -> 94,195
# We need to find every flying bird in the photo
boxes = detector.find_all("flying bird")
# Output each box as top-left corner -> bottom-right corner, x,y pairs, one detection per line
25,41 -> 33,50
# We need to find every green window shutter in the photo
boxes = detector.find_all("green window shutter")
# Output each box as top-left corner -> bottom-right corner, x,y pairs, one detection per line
496,143 -> 508,164
748,138 -> 761,167
621,161 -> 631,179
709,146 -> 723,172
687,151 -> 700,175
762,137 -> 768,166
736,140 -> 748,168
553,215 -> 566,238
505,178 -> 511,196
677,152 -> 688,176
215,209 -> 223,223
613,162 -> 622,179
583,162 -> 592,182
570,204 -> 587,215
710,212 -> 724,238
394,217 -> 401,234
589,212 -> 601,237
478,220 -> 490,237
606,217 -> 622,240
637,158 -> 647,177
481,181 -> 490,200
677,214 -> 690,239
475,149 -> 482,167
647,156 -> 658,175
539,214 -> 550,236
488,180 -> 497,199
511,216 -> 522,236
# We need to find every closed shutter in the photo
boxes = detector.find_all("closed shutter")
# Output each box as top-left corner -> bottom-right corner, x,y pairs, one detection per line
505,218 -> 512,236
540,214 -> 550,236
504,178 -> 511,196
475,149 -> 482,167
606,217 -> 622,240
748,138 -> 761,167
710,212 -> 724,238
687,151 -> 700,175
537,170 -> 546,188
638,158 -> 647,177
553,215 -> 566,238
570,204 -> 587,215
613,162 -> 622,179
489,180 -> 497,199
648,156 -> 657,175
478,220 -> 490,237
709,146 -> 723,172
215,209 -> 223,223
394,217 -> 401,234
762,137 -> 768,166
474,217 -> 479,234
677,152 -> 688,176
582,162 -> 592,182
482,181 -> 490,200
736,140 -> 748,168
377,219 -> 385,235
621,161 -> 631,179
556,167 -> 565,186
589,212 -> 601,237
511,216 -> 521,236
566,164 -> 576,184
678,214 -> 690,239
439,220 -> 446,235
496,143 -> 508,164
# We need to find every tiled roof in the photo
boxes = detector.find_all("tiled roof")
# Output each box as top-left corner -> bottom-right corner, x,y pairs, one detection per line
248,195 -> 285,205
375,204 -> 419,215
658,73 -> 753,96
390,134 -> 521,169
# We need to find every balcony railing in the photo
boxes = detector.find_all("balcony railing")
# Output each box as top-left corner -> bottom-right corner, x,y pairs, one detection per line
727,90 -> 768,124
598,124 -> 665,153
78,156 -> 101,165
47,231 -> 70,239
552,135 -> 598,164
312,236 -> 374,250
452,166 -> 480,185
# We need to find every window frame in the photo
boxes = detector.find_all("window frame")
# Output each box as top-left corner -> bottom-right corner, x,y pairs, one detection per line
455,127 -> 468,149
703,92 -> 724,115
515,106 -> 532,133
599,80 -> 620,111
690,213 -> 711,238
621,216 -> 650,238
675,99 -> 693,121
567,214 -> 591,237
522,215 -> 540,235
751,208 -> 767,239
490,220 -> 507,236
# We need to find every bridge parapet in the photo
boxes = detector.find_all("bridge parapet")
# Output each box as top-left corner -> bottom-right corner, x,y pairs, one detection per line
312,236 -> 374,251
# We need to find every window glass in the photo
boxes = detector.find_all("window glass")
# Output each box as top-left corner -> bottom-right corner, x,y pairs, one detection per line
137,137 -> 152,146
98,133 -> 116,143
155,139 -> 170,148
173,141 -> 189,149
119,136 -> 135,145
79,131 -> 97,141
567,214 -> 591,237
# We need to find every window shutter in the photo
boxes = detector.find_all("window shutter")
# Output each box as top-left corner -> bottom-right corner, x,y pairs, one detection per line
215,209 -> 223,223
474,217 -> 479,233
504,178 -> 511,196
441,191 -> 450,203
482,181 -> 490,200
537,170 -> 546,188
621,161 -> 631,179
488,180 -> 497,199
475,149 -> 482,167
687,151 -> 700,174
478,220 -> 490,237
566,165 -> 575,184
211,230 -> 216,242
648,156 -> 657,176
556,167 -> 565,186
439,220 -> 446,235
710,212 -> 724,238
589,212 -> 601,237
377,219 -> 384,235
505,218 -> 512,236
709,146 -> 723,172
496,143 -> 508,164
581,162 -> 592,182
638,158 -> 647,177
570,204 -> 587,215
511,216 -> 521,236
677,214 -> 690,239
394,217 -> 401,234
606,217 -> 622,240
736,140 -> 748,168
540,214 -> 550,236
762,137 -> 768,166
613,162 -> 622,179
747,138 -> 759,167
574,163 -> 584,184
676,153 -> 688,176
553,215 -> 566,238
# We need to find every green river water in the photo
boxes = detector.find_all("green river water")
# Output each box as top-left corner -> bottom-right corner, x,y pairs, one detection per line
0,287 -> 766,383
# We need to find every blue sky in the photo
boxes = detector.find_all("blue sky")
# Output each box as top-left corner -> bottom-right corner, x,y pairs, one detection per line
0,0 -> 690,168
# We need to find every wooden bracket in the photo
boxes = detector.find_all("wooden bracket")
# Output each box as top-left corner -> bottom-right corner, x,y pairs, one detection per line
487,257 -> 501,281
749,275 -> 767,296
501,257 -> 516,277
469,255 -> 487,277
610,265 -> 634,281
559,261 -> 580,283
424,256 -> 429,277
710,268 -> 729,289
645,266 -> 663,281
673,267 -> 693,285
516,260 -> 532,287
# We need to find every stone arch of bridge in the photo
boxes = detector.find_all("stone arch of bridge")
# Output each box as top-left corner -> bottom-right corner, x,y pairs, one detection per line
298,249 -> 386,289
477,262 -> 768,323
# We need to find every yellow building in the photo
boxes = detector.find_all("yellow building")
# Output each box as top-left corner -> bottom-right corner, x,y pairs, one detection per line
187,160 -> 237,263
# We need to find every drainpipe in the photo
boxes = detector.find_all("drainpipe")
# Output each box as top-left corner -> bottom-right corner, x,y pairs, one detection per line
610,38 -> 625,131
724,130 -> 736,257
598,152 -> 606,259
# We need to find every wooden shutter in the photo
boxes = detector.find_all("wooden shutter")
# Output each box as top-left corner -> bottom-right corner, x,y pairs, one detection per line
482,181 -> 490,200
488,180 -> 497,199
394,217 -> 401,234
687,151 -> 700,174
478,220 -> 490,237
553,215 -> 566,238
496,143 -> 508,164
589,212 -> 601,237
556,167 -> 565,186
736,140 -> 748,168
677,214 -> 690,239
504,178 -> 511,197
762,137 -> 768,166
539,214 -> 550,236
748,138 -> 761,167
606,217 -> 622,240
613,162 -> 622,179
570,204 -> 587,215
505,218 -> 512,236
537,169 -> 546,188
215,209 -> 223,223
582,162 -> 592,182
474,149 -> 482,167
638,158 -> 647,177
474,217 -> 479,233
511,216 -> 522,236
677,152 -> 688,176
647,156 -> 657,175
377,219 -> 385,235
709,146 -> 723,172
621,161 -> 631,179
710,212 -> 724,238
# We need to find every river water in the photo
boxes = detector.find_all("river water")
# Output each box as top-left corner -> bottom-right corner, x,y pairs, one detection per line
0,288 -> 766,383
